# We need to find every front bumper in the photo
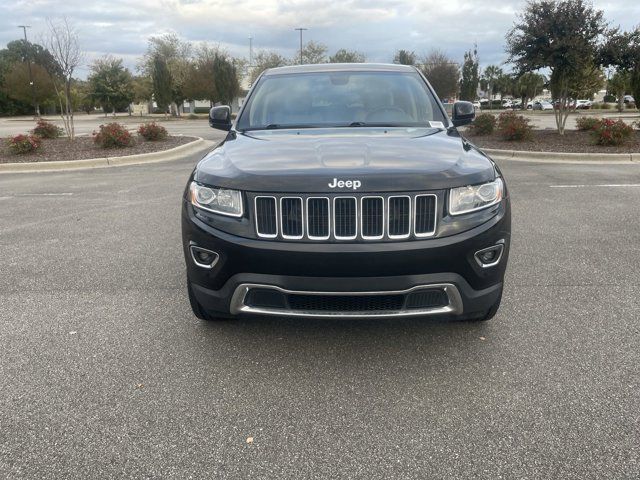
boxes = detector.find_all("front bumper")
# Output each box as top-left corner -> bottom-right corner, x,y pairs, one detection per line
182,199 -> 510,318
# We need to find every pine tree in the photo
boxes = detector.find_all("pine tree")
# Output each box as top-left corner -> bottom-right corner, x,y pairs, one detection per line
152,54 -> 172,114
459,46 -> 479,101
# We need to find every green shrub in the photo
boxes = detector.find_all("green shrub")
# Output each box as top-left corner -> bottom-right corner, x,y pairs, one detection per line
137,122 -> 168,141
93,123 -> 133,148
496,111 -> 533,141
31,119 -> 63,139
6,134 -> 42,154
469,113 -> 496,135
575,116 -> 601,131
194,107 -> 210,114
603,94 -> 616,103
187,113 -> 199,119
591,119 -> 634,146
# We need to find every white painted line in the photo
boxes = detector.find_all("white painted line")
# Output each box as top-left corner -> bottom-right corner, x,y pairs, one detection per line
15,193 -> 74,196
549,184 -> 640,188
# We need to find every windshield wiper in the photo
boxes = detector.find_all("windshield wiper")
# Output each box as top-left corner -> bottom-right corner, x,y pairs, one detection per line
347,122 -> 417,128
263,124 -> 317,130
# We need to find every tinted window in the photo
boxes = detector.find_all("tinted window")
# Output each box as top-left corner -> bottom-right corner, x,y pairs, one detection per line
237,71 -> 446,130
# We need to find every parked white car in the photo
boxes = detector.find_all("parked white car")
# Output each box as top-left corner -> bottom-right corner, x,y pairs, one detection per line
532,100 -> 554,111
575,99 -> 592,109
473,100 -> 481,110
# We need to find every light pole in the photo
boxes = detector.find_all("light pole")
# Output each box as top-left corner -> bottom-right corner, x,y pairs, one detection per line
294,28 -> 307,65
18,25 -> 38,117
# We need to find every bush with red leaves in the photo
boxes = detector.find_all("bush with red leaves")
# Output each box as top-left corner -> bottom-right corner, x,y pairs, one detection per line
591,119 -> 634,146
496,111 -> 533,141
6,134 -> 42,154
93,123 -> 134,148
469,113 -> 496,135
575,116 -> 601,131
137,122 -> 168,141
31,119 -> 63,139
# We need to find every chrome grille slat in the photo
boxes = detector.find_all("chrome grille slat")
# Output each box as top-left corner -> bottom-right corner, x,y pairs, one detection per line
306,197 -> 330,240
253,192 -> 436,241
333,197 -> 357,240
361,196 -> 384,240
388,196 -> 411,239
414,194 -> 437,237
254,196 -> 278,238
280,197 -> 303,239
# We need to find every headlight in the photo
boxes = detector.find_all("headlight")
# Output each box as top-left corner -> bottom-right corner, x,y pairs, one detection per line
449,178 -> 504,216
189,182 -> 243,217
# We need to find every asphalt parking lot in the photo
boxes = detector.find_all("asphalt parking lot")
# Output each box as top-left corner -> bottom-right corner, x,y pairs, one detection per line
1,151 -> 639,479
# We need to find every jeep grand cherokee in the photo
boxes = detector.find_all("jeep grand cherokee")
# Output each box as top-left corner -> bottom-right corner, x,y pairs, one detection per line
182,63 -> 510,321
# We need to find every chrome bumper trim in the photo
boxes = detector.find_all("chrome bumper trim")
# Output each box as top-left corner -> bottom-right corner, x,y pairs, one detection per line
229,283 -> 463,318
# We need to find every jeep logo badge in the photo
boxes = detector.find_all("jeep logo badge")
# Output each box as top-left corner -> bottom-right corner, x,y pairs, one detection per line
328,178 -> 362,190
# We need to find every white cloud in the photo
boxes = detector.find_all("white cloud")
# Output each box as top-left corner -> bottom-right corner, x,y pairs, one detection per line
1,0 -> 639,78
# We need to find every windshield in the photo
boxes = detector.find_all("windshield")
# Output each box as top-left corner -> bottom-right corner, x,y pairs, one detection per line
236,71 -> 447,131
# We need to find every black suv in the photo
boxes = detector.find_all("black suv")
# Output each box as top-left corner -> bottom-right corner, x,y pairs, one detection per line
182,63 -> 510,321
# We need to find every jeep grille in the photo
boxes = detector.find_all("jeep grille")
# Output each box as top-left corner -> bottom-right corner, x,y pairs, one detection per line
252,193 -> 437,241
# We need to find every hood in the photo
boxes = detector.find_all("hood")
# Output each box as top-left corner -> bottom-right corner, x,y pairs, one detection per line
194,127 -> 496,193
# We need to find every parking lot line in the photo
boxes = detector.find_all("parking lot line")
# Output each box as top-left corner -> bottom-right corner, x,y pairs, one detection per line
549,184 -> 640,188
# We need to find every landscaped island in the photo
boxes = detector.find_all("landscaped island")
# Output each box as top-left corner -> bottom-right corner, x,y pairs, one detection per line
0,120 -> 196,164
463,112 -> 640,154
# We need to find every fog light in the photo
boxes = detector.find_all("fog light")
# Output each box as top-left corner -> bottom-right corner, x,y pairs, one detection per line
190,245 -> 219,269
474,243 -> 504,268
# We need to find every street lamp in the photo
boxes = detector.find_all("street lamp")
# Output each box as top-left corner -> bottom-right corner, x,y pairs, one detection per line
294,28 -> 307,65
18,25 -> 38,118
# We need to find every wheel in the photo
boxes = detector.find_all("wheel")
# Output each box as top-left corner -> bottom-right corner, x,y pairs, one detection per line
187,281 -> 234,321
465,286 -> 503,322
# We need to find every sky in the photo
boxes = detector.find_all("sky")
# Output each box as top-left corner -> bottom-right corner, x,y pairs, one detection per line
1,0 -> 639,78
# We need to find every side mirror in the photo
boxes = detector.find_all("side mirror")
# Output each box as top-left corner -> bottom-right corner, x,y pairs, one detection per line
451,101 -> 475,127
209,105 -> 232,131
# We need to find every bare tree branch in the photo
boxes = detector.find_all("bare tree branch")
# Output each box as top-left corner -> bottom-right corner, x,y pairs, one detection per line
44,17 -> 84,140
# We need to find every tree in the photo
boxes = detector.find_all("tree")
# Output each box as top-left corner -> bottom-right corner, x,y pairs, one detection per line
44,18 -> 84,140
142,33 -> 192,115
329,49 -> 365,63
515,72 -> 546,106
506,0 -> 607,134
300,41 -> 328,64
249,51 -> 289,85
131,75 -> 153,105
0,39 -> 61,115
0,39 -> 61,78
1,62 -> 57,113
74,80 -> 95,114
480,65 -> 502,110
212,53 -> 240,105
420,50 -> 459,100
565,64 -> 604,99
600,27 -> 640,111
393,50 -> 416,65
459,47 -> 480,101
152,54 -> 172,114
183,60 -> 213,103
88,56 -> 134,116
494,73 -> 516,98
606,71 -> 629,112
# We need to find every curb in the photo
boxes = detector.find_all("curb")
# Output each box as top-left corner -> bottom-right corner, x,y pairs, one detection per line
0,137 -> 215,174
483,148 -> 640,164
